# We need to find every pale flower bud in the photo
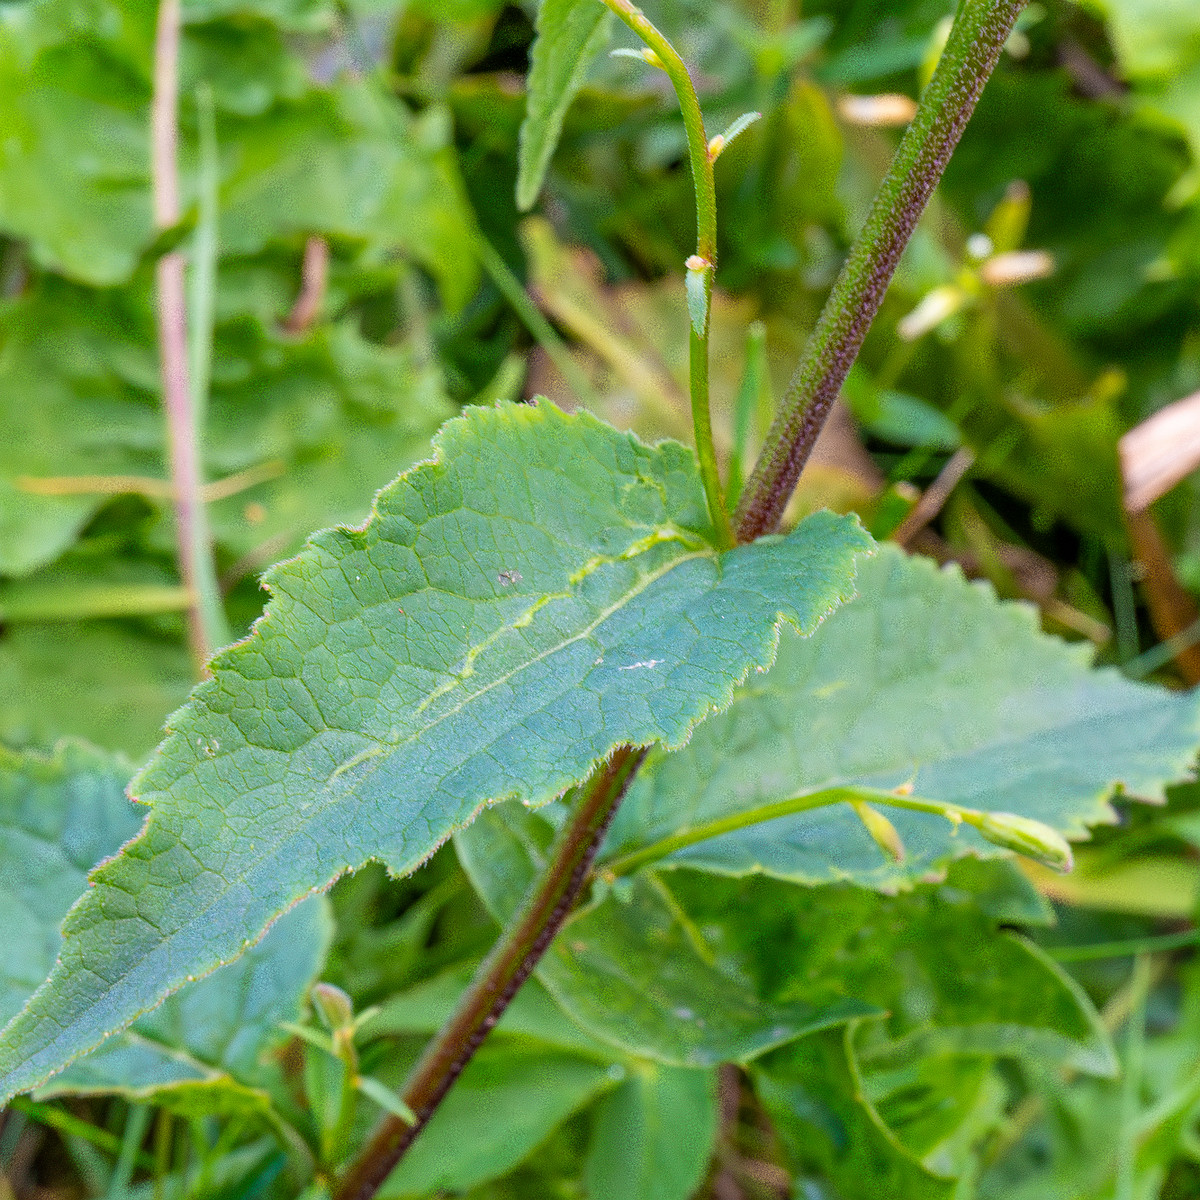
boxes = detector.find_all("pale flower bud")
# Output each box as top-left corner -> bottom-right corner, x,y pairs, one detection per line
312,981 -> 355,1032
973,812 -> 1073,872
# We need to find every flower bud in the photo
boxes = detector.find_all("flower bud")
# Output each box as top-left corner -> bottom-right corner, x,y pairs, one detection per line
973,812 -> 1073,872
850,800 -> 906,863
312,982 -> 355,1032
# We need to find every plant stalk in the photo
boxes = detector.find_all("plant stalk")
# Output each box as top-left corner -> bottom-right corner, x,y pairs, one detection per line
334,3 -> 1021,1191
333,745 -> 648,1200
600,0 -> 732,547
153,0 -> 229,672
735,0 -> 1025,542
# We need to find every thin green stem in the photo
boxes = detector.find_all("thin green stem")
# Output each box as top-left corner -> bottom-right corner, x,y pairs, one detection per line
333,745 -> 648,1200
601,784 -> 1067,877
600,0 -> 732,547
470,228 -> 602,411
9,1098 -> 154,1173
188,82 -> 218,433
1051,929 -> 1200,963
735,0 -> 1026,542
1116,954 -> 1151,1200
105,1105 -> 152,1200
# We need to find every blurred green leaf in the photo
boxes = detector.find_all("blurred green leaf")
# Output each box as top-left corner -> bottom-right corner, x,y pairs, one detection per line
583,1060 -> 717,1200
378,1040 -> 617,1196
517,0 -> 611,211
754,1027 -> 955,1200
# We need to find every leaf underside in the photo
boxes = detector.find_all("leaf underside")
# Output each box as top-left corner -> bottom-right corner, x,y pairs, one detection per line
0,400 -> 871,1103
602,545 -> 1200,887
0,744 -> 330,1112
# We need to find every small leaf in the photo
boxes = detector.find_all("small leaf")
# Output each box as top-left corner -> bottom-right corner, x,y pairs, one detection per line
355,1075 -> 415,1124
708,110 -> 762,160
684,255 -> 710,339
0,401 -> 871,1105
517,0 -> 612,211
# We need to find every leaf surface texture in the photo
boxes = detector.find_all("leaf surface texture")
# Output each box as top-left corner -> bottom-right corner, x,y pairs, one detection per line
0,401 -> 870,1102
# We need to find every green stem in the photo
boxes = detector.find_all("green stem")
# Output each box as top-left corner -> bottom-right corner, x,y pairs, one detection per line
735,0 -> 1025,542
332,745 -> 648,1200
600,0 -> 732,548
470,227 -> 602,411
600,784 -> 1062,877
1116,954 -> 1151,1200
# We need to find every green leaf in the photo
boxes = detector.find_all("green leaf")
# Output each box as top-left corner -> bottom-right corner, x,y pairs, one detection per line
583,1061 -> 717,1200
0,622 -> 194,760
516,0 -> 612,211
377,1041 -> 619,1197
0,277 -> 451,580
754,1026 -> 955,1200
218,86 -> 481,313
0,19 -> 153,285
456,804 -> 878,1066
669,873 -> 1116,1077
40,900 -> 331,1115
601,546 -> 1200,889
0,400 -> 871,1104
355,1074 -> 416,1124
0,743 -> 143,1027
0,743 -> 331,1115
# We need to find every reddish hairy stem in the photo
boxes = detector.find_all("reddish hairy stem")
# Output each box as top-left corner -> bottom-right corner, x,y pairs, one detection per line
333,746 -> 648,1200
735,0 -> 1025,542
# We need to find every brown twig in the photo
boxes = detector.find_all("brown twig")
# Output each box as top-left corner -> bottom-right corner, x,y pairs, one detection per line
890,447 -> 976,546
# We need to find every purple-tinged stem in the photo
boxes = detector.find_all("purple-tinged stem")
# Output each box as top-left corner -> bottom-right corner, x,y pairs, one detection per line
735,0 -> 1026,542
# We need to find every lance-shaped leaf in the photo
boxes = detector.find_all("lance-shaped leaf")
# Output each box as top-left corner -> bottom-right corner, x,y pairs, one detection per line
601,546 -> 1200,888
0,400 -> 871,1103
0,744 -> 331,1114
517,0 -> 612,211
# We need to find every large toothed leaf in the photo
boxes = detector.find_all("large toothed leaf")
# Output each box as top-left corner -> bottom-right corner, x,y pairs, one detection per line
601,546 -> 1200,888
516,0 -> 611,211
0,744 -> 331,1115
0,400 -> 871,1104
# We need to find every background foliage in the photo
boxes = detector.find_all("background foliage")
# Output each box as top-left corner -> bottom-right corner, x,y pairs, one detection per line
5,0 -> 1200,1196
